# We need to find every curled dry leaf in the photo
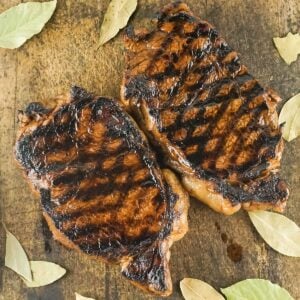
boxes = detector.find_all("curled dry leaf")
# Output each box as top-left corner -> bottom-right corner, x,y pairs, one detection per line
0,0 -> 57,49
4,227 -> 32,282
180,278 -> 225,300
75,292 -> 95,300
279,93 -> 300,142
99,0 -> 137,45
23,261 -> 66,287
249,211 -> 300,257
273,32 -> 300,65
221,279 -> 294,300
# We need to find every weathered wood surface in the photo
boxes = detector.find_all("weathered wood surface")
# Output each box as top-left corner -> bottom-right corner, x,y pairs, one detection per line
0,0 -> 299,299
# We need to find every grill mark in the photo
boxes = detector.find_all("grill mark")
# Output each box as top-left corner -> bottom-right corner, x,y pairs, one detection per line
19,95 -> 164,193
75,173 -> 150,202
53,168 -> 138,206
185,98 -> 230,165
39,135 -> 75,155
130,16 -> 213,110
52,172 -> 158,222
17,102 -> 102,166
241,82 -> 264,99
211,128 -> 281,178
159,32 -> 221,110
142,32 -> 175,77
55,184 -> 162,228
160,41 -> 210,109
209,91 -> 268,171
189,86 -> 264,166
25,141 -> 127,177
227,103 -> 269,167
62,207 -> 161,245
163,75 -> 264,155
166,90 -> 239,145
52,188 -> 78,206
159,65 -> 241,136
77,228 -> 158,258
165,72 -> 249,113
52,169 -> 89,186
54,192 -> 122,219
61,211 -> 124,240
160,41 -> 234,111
161,82 -> 231,134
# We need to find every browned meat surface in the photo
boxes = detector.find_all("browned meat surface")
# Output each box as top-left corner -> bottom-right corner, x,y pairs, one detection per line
121,2 -> 288,215
14,86 -> 189,296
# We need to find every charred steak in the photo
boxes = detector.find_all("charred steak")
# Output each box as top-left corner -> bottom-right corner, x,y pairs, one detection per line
14,86 -> 189,296
121,2 -> 289,215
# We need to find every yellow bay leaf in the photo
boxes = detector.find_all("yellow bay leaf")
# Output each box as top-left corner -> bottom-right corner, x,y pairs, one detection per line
99,0 -> 137,45
23,261 -> 66,287
249,211 -> 300,257
273,32 -> 300,65
4,227 -> 32,282
279,93 -> 300,142
180,278 -> 225,300
75,292 -> 95,300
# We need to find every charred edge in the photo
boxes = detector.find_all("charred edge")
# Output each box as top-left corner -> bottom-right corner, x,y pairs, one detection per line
25,102 -> 49,116
71,86 -> 94,102
122,242 -> 168,292
216,174 -> 288,204
158,183 -> 178,240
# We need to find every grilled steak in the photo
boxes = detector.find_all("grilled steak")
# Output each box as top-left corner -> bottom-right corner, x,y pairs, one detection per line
121,2 -> 289,215
14,86 -> 189,296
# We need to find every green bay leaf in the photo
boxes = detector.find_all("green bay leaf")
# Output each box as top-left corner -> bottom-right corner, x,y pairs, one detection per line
99,0 -> 137,45
180,278 -> 225,300
5,228 -> 32,282
0,0 -> 57,49
249,211 -> 300,257
279,93 -> 300,142
221,279 -> 294,300
23,261 -> 66,287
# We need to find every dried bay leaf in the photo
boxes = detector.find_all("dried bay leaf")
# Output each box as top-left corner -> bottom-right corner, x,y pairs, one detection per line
273,32 -> 300,65
0,0 -> 57,49
5,228 -> 32,282
99,0 -> 137,45
180,278 -> 225,300
23,261 -> 66,287
221,279 -> 294,300
75,292 -> 95,300
279,93 -> 300,142
249,211 -> 300,257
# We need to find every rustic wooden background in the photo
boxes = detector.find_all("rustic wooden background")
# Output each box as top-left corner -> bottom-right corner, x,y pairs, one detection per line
0,0 -> 299,299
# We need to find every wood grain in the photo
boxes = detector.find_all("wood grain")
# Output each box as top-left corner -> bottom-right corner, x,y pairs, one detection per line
0,0 -> 299,299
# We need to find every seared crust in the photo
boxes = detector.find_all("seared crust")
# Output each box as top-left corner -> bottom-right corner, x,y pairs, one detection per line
121,169 -> 189,296
14,86 -> 189,296
121,2 -> 289,215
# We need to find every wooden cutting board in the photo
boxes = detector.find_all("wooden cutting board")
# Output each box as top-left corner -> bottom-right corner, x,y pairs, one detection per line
0,0 -> 299,299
